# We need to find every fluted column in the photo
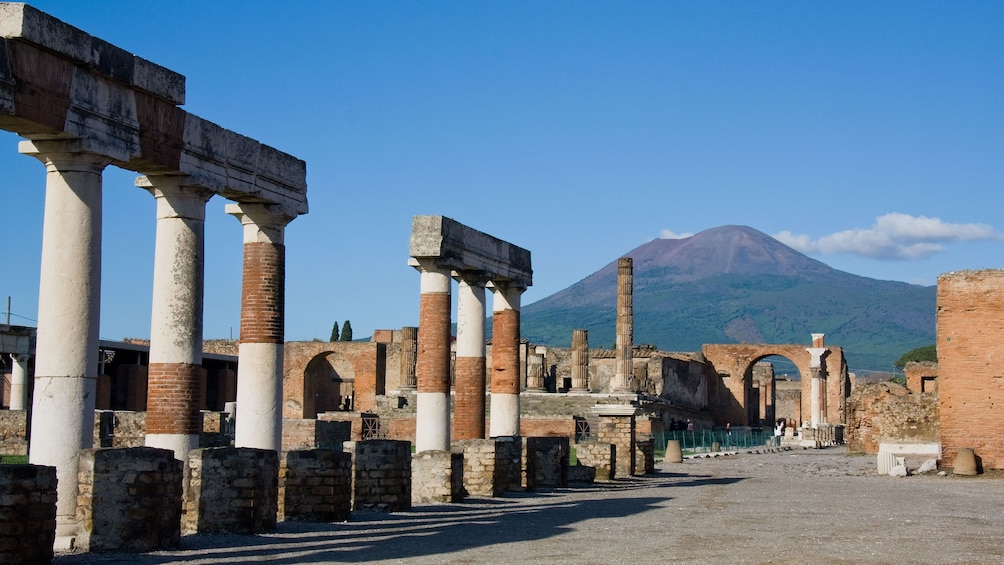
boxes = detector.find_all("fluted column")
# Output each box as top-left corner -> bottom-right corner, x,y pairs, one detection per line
227,203 -> 293,451
140,176 -> 213,460
399,326 -> 418,390
612,258 -> 634,392
21,139 -> 112,534
490,282 -> 524,438
807,346 -> 827,428
414,260 -> 452,452
570,329 -> 590,391
526,353 -> 546,391
8,353 -> 28,410
453,273 -> 488,440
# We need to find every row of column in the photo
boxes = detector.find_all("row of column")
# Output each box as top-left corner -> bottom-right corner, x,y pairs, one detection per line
21,140 -> 295,533
412,262 -> 525,453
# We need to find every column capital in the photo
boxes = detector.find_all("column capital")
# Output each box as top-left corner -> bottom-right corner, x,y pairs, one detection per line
488,280 -> 526,312
137,175 -> 214,221
18,139 -> 115,172
9,352 -> 29,363
452,269 -> 491,287
806,347 -> 829,368
226,202 -> 295,245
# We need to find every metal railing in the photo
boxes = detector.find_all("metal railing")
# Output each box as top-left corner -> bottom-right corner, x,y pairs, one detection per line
654,429 -> 772,455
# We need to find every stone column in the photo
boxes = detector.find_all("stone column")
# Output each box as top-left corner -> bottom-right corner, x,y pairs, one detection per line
8,354 -> 28,411
399,326 -> 418,390
807,345 -> 827,428
526,353 -> 546,391
21,139 -> 112,534
490,282 -> 524,438
139,176 -> 214,460
453,274 -> 487,440
612,258 -> 634,392
413,260 -> 452,452
227,203 -> 293,451
570,329 -> 589,392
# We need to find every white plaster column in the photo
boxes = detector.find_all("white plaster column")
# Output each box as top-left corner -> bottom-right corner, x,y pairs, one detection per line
490,282 -> 524,438
20,139 -> 112,534
8,353 -> 28,410
807,347 -> 827,428
414,260 -> 452,452
453,274 -> 487,440
227,203 -> 294,452
140,176 -> 213,460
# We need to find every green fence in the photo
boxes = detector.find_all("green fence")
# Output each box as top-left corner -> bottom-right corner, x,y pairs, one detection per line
653,428 -> 772,455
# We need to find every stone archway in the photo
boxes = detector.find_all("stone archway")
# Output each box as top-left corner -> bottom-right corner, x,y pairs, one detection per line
302,352 -> 356,418
283,341 -> 386,419
703,342 -> 848,427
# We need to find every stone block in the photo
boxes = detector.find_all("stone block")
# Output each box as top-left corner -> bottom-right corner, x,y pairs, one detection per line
279,450 -> 351,523
346,440 -> 411,511
0,464 -> 56,564
183,447 -> 278,535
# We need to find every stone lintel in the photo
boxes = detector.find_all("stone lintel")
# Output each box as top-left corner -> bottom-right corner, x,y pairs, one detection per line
409,215 -> 532,287
0,3 -> 185,104
591,404 -> 639,417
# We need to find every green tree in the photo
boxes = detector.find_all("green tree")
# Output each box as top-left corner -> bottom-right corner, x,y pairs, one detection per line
340,320 -> 353,341
893,344 -> 937,369
329,321 -> 340,342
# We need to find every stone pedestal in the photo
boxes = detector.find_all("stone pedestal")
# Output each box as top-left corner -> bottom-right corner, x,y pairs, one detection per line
183,448 -> 279,535
0,464 -> 56,564
345,440 -> 412,511
456,437 -> 522,497
279,450 -> 352,522
575,441 -> 616,481
412,450 -> 465,504
594,404 -> 638,478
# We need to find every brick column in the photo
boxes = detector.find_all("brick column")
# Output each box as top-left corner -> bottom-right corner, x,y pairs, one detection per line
414,260 -> 452,452
227,203 -> 294,451
140,176 -> 213,460
453,273 -> 487,440
8,353 -> 28,410
21,139 -> 112,535
570,329 -> 589,391
490,282 -> 524,438
613,258 -> 634,392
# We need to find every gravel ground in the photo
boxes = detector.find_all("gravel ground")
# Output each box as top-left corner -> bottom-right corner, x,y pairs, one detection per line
54,447 -> 1004,565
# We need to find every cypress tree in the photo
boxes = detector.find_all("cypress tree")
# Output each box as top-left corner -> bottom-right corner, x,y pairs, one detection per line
340,320 -> 353,341
330,321 -> 339,342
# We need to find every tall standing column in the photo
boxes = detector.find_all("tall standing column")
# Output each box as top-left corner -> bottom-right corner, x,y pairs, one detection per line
227,203 -> 293,451
21,139 -> 112,534
526,353 -> 546,391
8,354 -> 28,410
807,345 -> 827,428
612,257 -> 634,392
570,329 -> 590,392
140,177 -> 213,460
490,282 -> 524,438
453,274 -> 487,440
399,326 -> 418,390
414,260 -> 452,452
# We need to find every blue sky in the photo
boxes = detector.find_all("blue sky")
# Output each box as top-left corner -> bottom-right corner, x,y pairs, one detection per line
1,1 -> 1001,344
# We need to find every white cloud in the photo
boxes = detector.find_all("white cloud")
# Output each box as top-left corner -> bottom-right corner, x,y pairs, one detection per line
659,229 -> 694,239
773,213 -> 1001,260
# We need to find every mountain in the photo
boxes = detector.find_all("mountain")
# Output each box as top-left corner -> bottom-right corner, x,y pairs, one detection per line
520,225 -> 936,374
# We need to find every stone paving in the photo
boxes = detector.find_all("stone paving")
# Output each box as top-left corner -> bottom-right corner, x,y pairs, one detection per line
54,447 -> 1004,564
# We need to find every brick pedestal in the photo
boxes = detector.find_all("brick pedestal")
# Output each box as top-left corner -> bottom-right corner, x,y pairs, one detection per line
346,440 -> 412,511
594,405 -> 638,478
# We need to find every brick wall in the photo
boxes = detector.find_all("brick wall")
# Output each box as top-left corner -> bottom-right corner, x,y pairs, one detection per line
345,440 -> 412,511
937,270 -> 1004,469
595,412 -> 635,477
904,361 -> 939,395
0,464 -> 56,564
845,382 -> 940,455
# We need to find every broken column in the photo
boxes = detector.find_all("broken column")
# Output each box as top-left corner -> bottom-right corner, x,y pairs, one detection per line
526,352 -> 546,391
571,329 -> 590,392
141,176 -> 214,460
453,273 -> 488,440
228,203 -> 294,452
413,260 -> 453,452
612,257 -> 634,392
490,282 -> 524,438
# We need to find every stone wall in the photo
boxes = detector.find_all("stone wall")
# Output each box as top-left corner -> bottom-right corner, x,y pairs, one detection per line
525,436 -> 569,488
634,438 -> 654,475
77,447 -> 182,552
456,437 -> 522,497
0,409 -> 27,455
845,382 -> 940,455
0,464 -> 56,564
183,448 -> 278,535
595,409 -> 636,478
411,450 -> 464,504
282,419 -> 351,451
519,415 -> 577,441
346,440 -> 411,511
774,380 -> 803,428
279,450 -> 352,523
575,441 -> 615,481
937,270 -> 1004,469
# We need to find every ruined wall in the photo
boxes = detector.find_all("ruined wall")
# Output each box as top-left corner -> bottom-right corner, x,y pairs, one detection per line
283,341 -> 387,419
279,450 -> 352,522
659,354 -> 709,410
0,464 -> 56,563
845,382 -> 940,455
774,380 -> 802,428
904,361 -> 939,395
0,409 -> 27,455
937,270 -> 1004,469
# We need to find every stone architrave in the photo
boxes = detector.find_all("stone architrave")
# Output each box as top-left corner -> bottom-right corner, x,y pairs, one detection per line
140,176 -> 213,461
228,203 -> 295,452
612,258 -> 634,392
570,329 -> 589,391
399,326 -> 418,390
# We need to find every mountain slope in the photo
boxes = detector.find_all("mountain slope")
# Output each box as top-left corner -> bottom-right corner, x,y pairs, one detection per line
521,225 -> 936,373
